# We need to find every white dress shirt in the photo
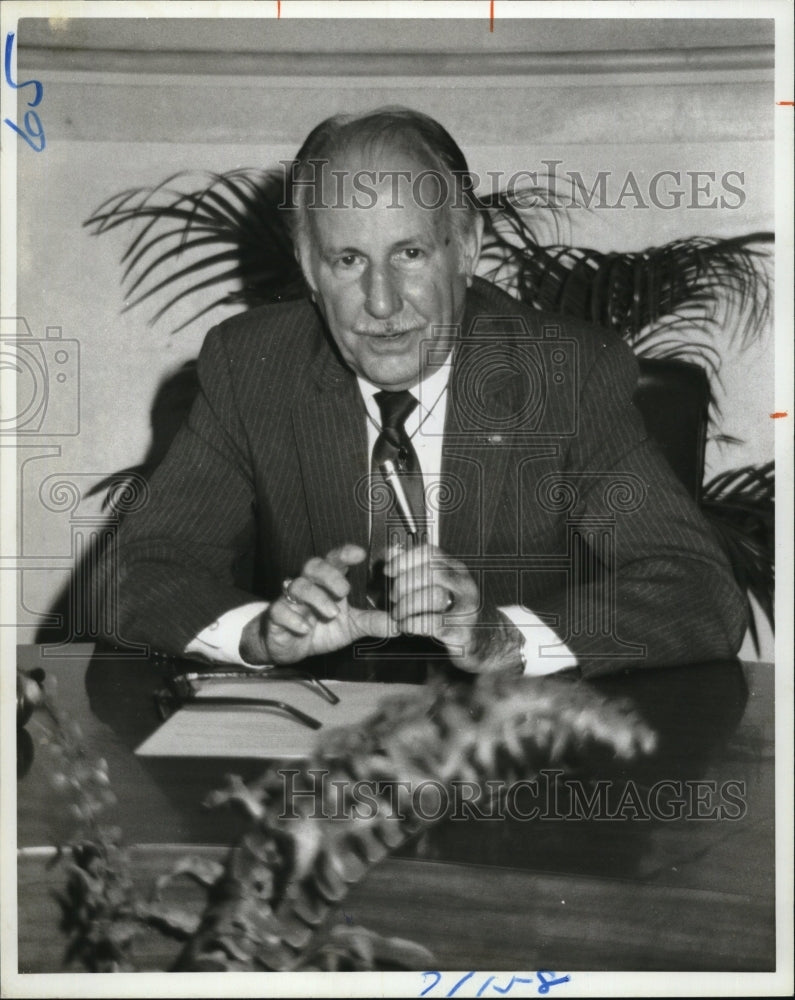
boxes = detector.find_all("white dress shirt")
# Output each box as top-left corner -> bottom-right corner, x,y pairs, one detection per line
186,358 -> 576,675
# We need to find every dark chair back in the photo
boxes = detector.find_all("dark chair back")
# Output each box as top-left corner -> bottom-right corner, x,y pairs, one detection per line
633,358 -> 710,501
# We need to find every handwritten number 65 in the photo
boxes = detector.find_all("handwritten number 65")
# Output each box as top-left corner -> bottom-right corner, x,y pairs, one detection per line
4,32 -> 45,151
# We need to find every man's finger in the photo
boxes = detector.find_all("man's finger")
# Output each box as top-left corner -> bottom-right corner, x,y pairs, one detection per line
350,607 -> 392,639
400,612 -> 441,638
288,577 -> 341,620
391,585 -> 451,624
385,543 -> 469,583
325,543 -> 368,573
268,602 -> 312,635
388,559 -> 450,608
383,541 -> 437,577
301,556 -> 351,600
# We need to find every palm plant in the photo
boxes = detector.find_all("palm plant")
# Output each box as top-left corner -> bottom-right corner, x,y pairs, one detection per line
84,168 -> 775,650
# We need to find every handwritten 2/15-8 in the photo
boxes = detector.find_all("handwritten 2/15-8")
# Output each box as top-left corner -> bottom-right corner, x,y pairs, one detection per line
4,32 -> 45,151
421,971 -> 571,996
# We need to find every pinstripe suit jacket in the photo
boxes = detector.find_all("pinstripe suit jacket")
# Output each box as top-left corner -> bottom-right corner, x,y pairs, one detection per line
117,278 -> 746,676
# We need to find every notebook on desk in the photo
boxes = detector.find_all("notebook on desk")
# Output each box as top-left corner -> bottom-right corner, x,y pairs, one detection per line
135,678 -> 413,760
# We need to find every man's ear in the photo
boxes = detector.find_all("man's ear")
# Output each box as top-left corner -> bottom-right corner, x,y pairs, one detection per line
460,211 -> 484,286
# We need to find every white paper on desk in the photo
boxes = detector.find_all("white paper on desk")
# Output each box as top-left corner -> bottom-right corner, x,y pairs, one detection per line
135,679 -> 413,759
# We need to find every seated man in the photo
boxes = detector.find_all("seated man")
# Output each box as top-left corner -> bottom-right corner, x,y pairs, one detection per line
116,107 -> 747,680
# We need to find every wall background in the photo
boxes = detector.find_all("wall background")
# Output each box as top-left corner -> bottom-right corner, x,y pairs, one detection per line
10,15 -> 776,659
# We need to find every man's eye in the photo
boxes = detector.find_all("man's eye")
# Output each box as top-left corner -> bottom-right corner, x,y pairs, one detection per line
337,254 -> 360,268
398,247 -> 425,262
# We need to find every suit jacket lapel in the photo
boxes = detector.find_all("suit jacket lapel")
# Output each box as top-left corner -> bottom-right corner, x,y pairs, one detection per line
441,337 -> 524,558
292,348 -> 370,604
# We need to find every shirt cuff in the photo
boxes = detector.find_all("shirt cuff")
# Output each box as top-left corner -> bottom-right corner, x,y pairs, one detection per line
184,601 -> 270,667
498,605 -> 578,676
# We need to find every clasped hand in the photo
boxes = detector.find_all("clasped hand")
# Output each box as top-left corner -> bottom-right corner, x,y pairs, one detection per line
239,542 -> 509,672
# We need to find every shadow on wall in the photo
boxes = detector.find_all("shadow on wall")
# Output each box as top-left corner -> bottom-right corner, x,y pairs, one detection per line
34,362 -> 200,650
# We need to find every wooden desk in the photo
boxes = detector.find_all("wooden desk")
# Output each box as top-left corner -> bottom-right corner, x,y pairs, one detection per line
16,645 -> 775,972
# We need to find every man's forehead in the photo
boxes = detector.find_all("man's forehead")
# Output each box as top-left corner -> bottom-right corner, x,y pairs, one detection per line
309,196 -> 445,249
307,165 -> 449,249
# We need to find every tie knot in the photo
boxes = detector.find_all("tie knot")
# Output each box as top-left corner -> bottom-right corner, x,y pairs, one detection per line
374,389 -> 417,432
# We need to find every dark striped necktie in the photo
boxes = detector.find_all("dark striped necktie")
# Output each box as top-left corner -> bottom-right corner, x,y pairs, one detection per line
368,389 -> 427,607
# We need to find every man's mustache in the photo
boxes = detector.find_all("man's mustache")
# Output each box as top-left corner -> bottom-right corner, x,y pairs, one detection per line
353,320 -> 425,336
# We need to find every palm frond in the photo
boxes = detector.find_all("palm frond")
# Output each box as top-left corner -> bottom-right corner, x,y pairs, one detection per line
136,267 -> 257,331
84,169 -> 304,326
700,461 -> 775,653
479,189 -> 773,366
123,250 -> 244,313
123,233 -> 242,295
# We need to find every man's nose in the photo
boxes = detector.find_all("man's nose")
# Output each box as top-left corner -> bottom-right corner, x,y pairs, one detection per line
363,264 -> 402,319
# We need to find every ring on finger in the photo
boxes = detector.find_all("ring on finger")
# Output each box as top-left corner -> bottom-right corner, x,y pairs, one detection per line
282,577 -> 301,606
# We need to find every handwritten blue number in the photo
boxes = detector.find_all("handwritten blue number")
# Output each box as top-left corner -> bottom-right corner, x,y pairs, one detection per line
536,971 -> 571,994
447,971 -> 476,996
4,33 -> 42,104
421,971 -> 443,996
4,32 -> 45,150
421,970 -> 570,997
492,975 -> 535,995
5,109 -> 45,150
